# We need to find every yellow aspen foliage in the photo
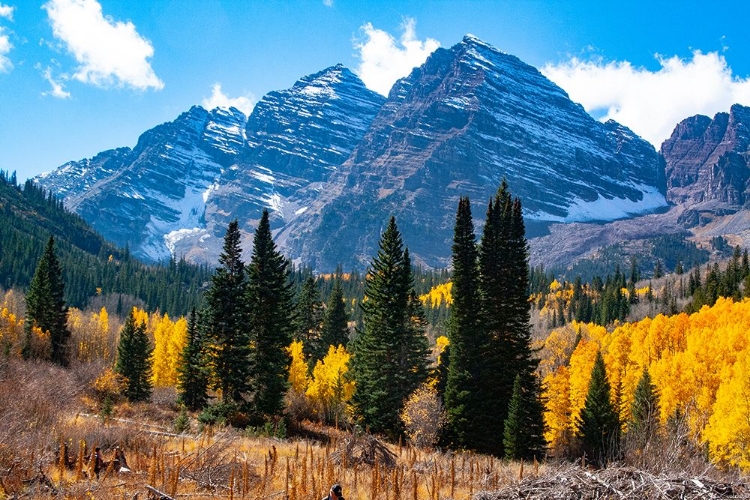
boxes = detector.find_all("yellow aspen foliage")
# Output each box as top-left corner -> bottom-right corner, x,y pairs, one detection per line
0,304 -> 24,356
287,340 -> 310,394
703,346 -> 750,468
541,297 -> 750,469
306,345 -> 355,422
151,312 -> 188,387
132,307 -> 149,327
435,335 -> 449,355
400,383 -> 446,447
566,337 -> 601,425
543,365 -> 572,449
549,279 -> 561,292
419,281 -> 453,307
538,324 -> 578,377
69,307 -> 117,362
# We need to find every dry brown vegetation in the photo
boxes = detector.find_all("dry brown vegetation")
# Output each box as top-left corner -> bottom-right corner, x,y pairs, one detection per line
0,357 -> 748,499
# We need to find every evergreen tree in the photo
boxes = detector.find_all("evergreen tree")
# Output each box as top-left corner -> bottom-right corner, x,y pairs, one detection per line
444,196 -> 486,447
476,181 -> 539,456
319,277 -> 350,356
115,310 -> 153,402
577,351 -> 620,466
503,373 -> 547,460
653,259 -> 663,279
294,275 -> 324,362
628,368 -> 660,446
350,216 -> 429,437
204,220 -> 251,403
246,210 -> 295,422
177,309 -> 209,411
24,236 -> 71,366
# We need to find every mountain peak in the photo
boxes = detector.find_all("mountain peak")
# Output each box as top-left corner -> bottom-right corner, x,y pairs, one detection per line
460,33 -> 498,52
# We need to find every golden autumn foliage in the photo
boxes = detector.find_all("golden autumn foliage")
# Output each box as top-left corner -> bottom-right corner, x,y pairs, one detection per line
540,297 -> 750,470
306,344 -> 355,423
0,305 -> 24,356
419,281 -> 453,307
151,313 -> 188,387
287,340 -> 310,394
69,307 -> 118,363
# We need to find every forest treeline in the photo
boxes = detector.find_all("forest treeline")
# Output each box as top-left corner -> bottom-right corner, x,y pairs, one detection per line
0,171 -> 211,317
5,172 -> 750,471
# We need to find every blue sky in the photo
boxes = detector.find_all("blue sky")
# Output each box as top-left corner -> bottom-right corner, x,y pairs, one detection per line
2,0 -> 750,181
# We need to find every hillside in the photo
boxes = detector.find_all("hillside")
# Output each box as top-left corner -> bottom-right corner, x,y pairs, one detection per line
0,172 -> 210,316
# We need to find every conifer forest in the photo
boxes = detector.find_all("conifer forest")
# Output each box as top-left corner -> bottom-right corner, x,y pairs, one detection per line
2,173 -> 750,498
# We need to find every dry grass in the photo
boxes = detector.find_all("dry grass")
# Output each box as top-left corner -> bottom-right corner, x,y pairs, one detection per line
0,358 -> 542,499
0,358 -> 746,499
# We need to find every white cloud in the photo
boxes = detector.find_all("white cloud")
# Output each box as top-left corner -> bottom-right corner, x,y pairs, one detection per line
201,83 -> 255,116
0,28 -> 11,72
541,51 -> 750,148
0,4 -> 14,73
323,0 -> 333,6
354,18 -> 440,96
38,64 -> 71,98
43,0 -> 163,90
0,4 -> 14,20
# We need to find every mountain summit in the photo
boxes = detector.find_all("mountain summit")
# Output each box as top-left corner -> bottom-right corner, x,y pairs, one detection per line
278,35 -> 666,270
37,36 -> 667,271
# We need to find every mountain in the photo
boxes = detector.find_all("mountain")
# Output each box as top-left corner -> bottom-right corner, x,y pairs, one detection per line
37,106 -> 247,262
278,35 -> 666,270
662,104 -> 750,218
527,104 -> 750,274
38,35 -> 669,271
173,64 -> 385,264
37,65 -> 385,265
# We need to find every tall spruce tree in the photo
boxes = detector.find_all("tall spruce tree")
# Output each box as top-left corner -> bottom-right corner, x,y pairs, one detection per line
477,182 -> 514,455
177,309 -> 209,411
24,236 -> 70,366
628,368 -> 660,447
246,210 -> 295,422
503,373 -> 547,460
204,220 -> 251,403
444,196 -> 486,448
320,277 -> 350,355
115,310 -> 153,402
350,217 -> 429,437
475,180 -> 542,456
578,351 -> 620,466
294,275 -> 324,362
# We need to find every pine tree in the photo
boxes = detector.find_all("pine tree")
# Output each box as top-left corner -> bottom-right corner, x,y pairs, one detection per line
177,309 -> 209,411
24,236 -> 71,366
319,277 -> 350,357
444,196 -> 486,448
628,368 -> 660,446
115,310 -> 153,402
350,216 -> 429,437
204,220 -> 251,403
577,351 -> 620,466
503,373 -> 546,460
475,181 -> 539,456
294,275 -> 324,362
246,209 -> 295,422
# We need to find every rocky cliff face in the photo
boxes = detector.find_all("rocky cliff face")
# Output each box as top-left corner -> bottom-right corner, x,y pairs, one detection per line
37,35 -> 671,271
36,66 -> 385,264
166,65 -> 386,264
37,106 -> 247,262
663,104 -> 750,214
278,35 -> 666,270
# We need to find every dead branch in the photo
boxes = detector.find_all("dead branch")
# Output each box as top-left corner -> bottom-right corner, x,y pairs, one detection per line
475,463 -> 748,500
